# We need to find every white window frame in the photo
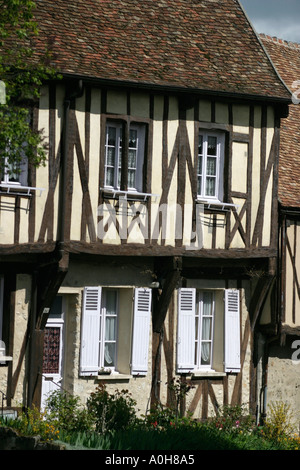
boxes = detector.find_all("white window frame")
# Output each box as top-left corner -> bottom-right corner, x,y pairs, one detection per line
104,121 -> 146,193
197,131 -> 224,203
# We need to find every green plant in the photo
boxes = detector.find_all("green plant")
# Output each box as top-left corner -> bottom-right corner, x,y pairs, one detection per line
45,390 -> 93,434
86,383 -> 139,434
167,376 -> 195,418
10,405 -> 59,442
262,401 -> 296,440
208,403 -> 255,435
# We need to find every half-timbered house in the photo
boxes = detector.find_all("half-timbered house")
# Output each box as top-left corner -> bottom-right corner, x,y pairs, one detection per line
259,34 -> 300,421
0,0 -> 292,422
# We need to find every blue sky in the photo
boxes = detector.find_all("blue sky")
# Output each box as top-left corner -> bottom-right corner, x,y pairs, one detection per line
240,0 -> 300,43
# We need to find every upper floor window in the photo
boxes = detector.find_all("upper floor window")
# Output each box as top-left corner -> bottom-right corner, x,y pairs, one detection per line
197,131 -> 224,202
104,121 -> 146,193
1,156 -> 28,186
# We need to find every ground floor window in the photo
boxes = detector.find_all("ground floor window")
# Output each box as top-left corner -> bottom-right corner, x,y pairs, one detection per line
80,286 -> 152,376
177,288 -> 240,374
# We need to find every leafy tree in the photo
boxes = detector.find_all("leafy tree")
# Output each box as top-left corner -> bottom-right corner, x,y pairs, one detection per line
0,0 -> 57,180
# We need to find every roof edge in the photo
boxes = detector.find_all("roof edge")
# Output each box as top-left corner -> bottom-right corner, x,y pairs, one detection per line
237,0 -> 293,98
57,72 -> 292,105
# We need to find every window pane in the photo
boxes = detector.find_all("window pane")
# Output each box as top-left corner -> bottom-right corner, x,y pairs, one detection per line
206,157 -> 216,176
49,296 -> 63,319
205,177 -> 216,197
107,127 -> 116,146
201,342 -> 211,366
207,136 -> 217,155
128,169 -> 136,188
129,129 -> 137,148
105,290 -> 117,315
105,316 -> 117,341
203,292 -> 213,312
106,147 -> 115,166
128,149 -> 137,169
201,317 -> 212,340
198,135 -> 203,155
104,343 -> 116,367
197,176 -> 202,196
105,168 -> 114,187
197,154 -> 202,174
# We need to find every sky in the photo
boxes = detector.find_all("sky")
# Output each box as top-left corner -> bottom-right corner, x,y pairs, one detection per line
240,0 -> 300,43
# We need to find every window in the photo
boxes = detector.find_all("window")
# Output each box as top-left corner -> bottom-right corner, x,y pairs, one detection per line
177,288 -> 240,374
197,131 -> 224,202
195,291 -> 215,369
1,155 -> 28,186
104,121 -> 146,193
80,286 -> 152,376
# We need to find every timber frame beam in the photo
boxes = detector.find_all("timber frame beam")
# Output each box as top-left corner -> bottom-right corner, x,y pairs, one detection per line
152,256 -> 182,333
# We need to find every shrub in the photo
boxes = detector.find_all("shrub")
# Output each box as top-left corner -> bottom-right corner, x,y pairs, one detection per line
45,390 -> 93,434
208,403 -> 255,435
262,401 -> 296,440
8,405 -> 60,442
86,383 -> 139,434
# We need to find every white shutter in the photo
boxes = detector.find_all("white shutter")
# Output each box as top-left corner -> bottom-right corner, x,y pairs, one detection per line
80,287 -> 101,376
224,289 -> 241,373
177,288 -> 196,373
131,288 -> 152,376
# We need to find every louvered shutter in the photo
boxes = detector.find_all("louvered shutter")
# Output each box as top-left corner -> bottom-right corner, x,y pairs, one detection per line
80,287 -> 101,376
224,289 -> 241,373
177,288 -> 196,373
131,288 -> 152,376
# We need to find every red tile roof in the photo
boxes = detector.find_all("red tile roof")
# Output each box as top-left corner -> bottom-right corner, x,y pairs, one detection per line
29,0 -> 290,101
260,34 -> 300,208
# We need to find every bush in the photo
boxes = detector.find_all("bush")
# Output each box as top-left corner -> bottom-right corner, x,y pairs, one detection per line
45,390 -> 93,434
208,403 -> 255,435
86,383 -> 140,434
3,405 -> 60,442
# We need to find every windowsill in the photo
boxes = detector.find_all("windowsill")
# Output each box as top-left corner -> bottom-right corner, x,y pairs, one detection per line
0,183 -> 45,197
196,198 -> 238,212
97,372 -> 131,380
192,370 -> 226,378
0,356 -> 13,363
101,188 -> 158,202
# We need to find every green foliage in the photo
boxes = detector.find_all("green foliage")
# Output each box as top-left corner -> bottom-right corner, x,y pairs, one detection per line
1,405 -> 59,442
86,383 -> 140,434
0,0 -> 59,177
263,401 -> 294,440
45,390 -> 93,434
208,403 -> 255,435
1,390 -> 299,450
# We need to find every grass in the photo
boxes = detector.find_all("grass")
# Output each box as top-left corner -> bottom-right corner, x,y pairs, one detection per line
53,425 -> 296,451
